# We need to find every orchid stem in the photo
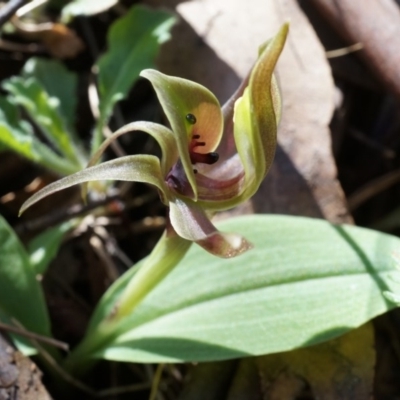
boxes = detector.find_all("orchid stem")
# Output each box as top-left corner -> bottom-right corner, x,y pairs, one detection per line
63,230 -> 191,373
111,230 -> 192,321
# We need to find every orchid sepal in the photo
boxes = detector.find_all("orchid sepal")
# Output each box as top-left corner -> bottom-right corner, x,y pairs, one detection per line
19,154 -> 168,215
232,23 -> 288,204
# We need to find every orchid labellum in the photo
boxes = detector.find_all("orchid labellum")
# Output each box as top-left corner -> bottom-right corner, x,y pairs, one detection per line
20,25 -> 288,320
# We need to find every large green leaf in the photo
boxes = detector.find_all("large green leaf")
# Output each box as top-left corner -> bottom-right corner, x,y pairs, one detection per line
22,58 -> 79,136
0,215 -> 51,337
0,96 -> 79,175
3,77 -> 83,168
93,5 -> 176,151
90,215 -> 400,363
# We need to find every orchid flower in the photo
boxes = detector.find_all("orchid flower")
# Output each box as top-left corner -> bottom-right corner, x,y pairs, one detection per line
20,25 -> 287,328
21,24 -> 287,256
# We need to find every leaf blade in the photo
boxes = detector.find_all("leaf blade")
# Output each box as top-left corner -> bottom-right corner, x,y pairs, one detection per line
0,215 -> 51,337
91,215 -> 399,363
0,96 -> 79,175
3,76 -> 82,167
22,57 -> 79,136
96,6 -> 176,128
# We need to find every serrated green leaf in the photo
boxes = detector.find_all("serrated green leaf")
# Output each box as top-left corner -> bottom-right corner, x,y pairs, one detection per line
22,57 -> 79,135
61,0 -> 118,23
89,215 -> 400,363
0,215 -> 51,337
28,220 -> 75,275
3,76 -> 83,168
93,5 -> 176,151
0,95 -> 79,175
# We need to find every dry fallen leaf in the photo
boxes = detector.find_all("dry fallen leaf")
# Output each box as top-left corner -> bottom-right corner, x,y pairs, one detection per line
14,19 -> 84,59
254,323 -> 375,400
0,333 -> 52,400
38,23 -> 84,59
179,324 -> 375,400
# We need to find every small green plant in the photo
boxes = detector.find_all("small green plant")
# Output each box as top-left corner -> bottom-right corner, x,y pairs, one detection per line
20,22 -> 288,370
13,21 -> 400,374
1,6 -> 400,397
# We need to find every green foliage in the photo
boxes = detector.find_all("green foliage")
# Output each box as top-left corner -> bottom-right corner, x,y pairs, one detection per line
0,57 -> 87,175
28,220 -> 75,275
3,76 -> 83,167
22,58 -> 79,135
0,5 -> 176,180
64,215 -> 400,365
92,5 -> 176,152
0,215 -> 51,344
0,95 -> 79,175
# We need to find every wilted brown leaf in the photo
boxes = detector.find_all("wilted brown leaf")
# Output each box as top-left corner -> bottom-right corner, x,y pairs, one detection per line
14,19 -> 84,59
38,23 -> 84,59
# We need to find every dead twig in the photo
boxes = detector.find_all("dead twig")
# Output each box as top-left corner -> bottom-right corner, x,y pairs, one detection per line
0,320 -> 69,351
15,194 -> 122,235
348,168 -> 400,211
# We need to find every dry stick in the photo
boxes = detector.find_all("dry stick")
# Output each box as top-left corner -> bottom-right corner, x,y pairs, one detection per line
89,234 -> 120,282
34,339 -> 152,398
39,340 -> 151,398
0,38 -> 39,52
32,339 -> 98,397
325,42 -> 363,58
149,364 -> 165,400
348,128 -> 396,160
88,71 -> 126,158
347,168 -> 400,211
0,320 -> 69,351
0,0 -> 29,28
15,194 -> 120,235
97,382 -> 151,398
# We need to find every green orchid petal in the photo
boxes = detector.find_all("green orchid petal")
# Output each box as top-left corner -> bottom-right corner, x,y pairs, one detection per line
169,198 -> 252,258
141,69 -> 223,201
20,155 -> 167,215
81,121 -> 177,200
233,23 -> 288,203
